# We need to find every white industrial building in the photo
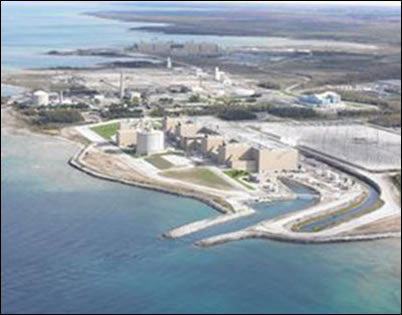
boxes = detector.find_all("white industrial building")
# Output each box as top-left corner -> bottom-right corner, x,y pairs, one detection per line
299,92 -> 342,108
136,130 -> 165,156
126,91 -> 142,101
32,90 -> 49,106
231,88 -> 256,98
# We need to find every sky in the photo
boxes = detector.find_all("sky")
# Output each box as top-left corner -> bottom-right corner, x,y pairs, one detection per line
2,1 -> 401,6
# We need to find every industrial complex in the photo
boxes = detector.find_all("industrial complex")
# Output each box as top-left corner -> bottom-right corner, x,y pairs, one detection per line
4,36 -> 400,248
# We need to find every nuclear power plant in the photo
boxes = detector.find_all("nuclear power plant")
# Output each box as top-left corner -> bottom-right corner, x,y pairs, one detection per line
163,117 -> 299,174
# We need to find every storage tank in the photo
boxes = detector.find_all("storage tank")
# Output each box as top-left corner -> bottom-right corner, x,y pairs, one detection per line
137,130 -> 165,156
32,90 -> 49,106
232,88 -> 255,98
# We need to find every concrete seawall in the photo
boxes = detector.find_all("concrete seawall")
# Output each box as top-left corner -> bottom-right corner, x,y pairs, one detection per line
163,209 -> 255,239
69,144 -> 400,247
68,145 -> 235,216
196,229 -> 402,247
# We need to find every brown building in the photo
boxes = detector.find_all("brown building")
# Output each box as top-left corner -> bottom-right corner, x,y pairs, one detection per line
256,148 -> 299,173
163,117 -> 179,135
116,130 -> 137,148
174,122 -> 202,138
201,135 -> 225,157
218,142 -> 299,173
218,143 -> 254,165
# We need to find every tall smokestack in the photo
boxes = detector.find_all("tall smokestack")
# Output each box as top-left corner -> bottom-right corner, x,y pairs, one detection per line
119,70 -> 125,100
215,67 -> 221,82
167,57 -> 172,69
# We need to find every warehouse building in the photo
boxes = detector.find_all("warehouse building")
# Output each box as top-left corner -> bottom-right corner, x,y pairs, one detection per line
299,91 -> 342,108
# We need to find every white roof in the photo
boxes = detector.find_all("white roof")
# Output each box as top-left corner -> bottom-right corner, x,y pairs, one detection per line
33,90 -> 48,96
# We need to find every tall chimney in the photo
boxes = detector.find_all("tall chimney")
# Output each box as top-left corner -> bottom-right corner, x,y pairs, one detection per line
119,70 -> 125,100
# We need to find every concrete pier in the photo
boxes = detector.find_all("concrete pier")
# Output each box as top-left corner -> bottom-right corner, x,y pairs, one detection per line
163,209 -> 255,239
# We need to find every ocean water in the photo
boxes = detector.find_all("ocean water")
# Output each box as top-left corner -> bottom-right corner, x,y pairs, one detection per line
1,132 -> 401,314
1,2 -> 401,314
1,84 -> 25,97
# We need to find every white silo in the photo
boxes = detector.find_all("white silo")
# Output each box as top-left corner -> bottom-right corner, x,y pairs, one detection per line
215,67 -> 222,82
32,90 -> 49,106
137,130 -> 165,156
167,57 -> 172,69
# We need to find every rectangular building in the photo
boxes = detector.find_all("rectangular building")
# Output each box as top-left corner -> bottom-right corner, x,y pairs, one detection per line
201,135 -> 225,157
255,148 -> 299,173
163,117 -> 179,135
175,122 -> 203,139
117,130 -> 137,148
217,143 -> 254,165
217,142 -> 299,173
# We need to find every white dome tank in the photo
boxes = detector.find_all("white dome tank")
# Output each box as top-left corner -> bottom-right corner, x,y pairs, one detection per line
137,130 -> 165,156
32,90 -> 49,106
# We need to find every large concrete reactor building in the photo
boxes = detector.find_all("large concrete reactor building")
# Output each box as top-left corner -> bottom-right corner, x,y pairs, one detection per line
117,130 -> 137,148
137,130 -> 165,156
201,135 -> 225,157
218,142 -> 299,173
163,117 -> 179,136
256,148 -> 299,173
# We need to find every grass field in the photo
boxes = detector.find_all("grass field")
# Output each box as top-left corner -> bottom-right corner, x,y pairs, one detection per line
91,123 -> 119,140
145,155 -> 174,170
224,170 -> 255,190
162,168 -> 235,190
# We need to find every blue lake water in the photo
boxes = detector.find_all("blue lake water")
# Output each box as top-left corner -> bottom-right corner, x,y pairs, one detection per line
300,184 -> 380,232
1,2 -> 401,314
1,132 -> 401,314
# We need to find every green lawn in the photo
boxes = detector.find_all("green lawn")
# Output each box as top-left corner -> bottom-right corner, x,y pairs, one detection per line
145,155 -> 174,170
162,168 -> 235,190
224,170 -> 255,190
153,120 -> 163,130
91,123 -> 119,140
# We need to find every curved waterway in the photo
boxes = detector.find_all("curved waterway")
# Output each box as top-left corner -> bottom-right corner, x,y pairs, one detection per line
1,131 -> 401,314
180,183 -> 318,242
299,184 -> 381,233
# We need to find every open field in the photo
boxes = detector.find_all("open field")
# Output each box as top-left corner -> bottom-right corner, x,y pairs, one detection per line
91,123 -> 119,140
91,5 -> 401,47
162,168 -> 236,190
145,155 -> 174,170
87,4 -> 401,89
